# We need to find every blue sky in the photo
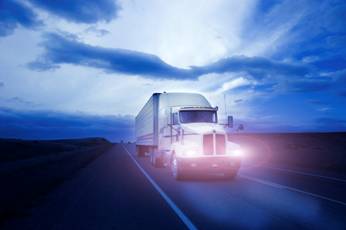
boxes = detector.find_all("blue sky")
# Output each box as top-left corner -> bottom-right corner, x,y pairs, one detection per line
0,0 -> 346,141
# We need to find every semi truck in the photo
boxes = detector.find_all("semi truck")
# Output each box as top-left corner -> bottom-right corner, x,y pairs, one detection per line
135,92 -> 242,180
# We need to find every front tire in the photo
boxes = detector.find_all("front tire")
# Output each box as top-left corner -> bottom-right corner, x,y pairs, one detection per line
151,152 -> 163,168
171,154 -> 184,180
224,171 -> 237,180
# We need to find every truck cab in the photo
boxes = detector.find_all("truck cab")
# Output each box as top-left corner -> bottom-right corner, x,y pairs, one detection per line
135,92 -> 242,180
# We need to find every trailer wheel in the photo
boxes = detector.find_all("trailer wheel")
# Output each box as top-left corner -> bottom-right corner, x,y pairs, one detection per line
136,145 -> 145,157
171,154 -> 184,180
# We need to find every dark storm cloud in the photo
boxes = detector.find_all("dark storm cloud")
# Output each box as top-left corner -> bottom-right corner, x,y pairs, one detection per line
29,32 -> 314,81
28,0 -> 120,23
0,0 -> 120,37
0,108 -> 134,142
193,56 -> 310,79
0,0 -> 42,36
28,33 -> 195,79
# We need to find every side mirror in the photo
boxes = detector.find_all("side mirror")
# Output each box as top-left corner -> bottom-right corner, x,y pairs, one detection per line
237,124 -> 244,131
227,116 -> 233,128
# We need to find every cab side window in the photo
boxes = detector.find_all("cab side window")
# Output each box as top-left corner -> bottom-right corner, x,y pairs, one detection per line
173,113 -> 179,125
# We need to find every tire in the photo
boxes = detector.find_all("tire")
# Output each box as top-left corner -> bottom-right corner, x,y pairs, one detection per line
154,157 -> 164,168
171,154 -> 184,180
224,171 -> 237,180
136,145 -> 145,157
151,152 -> 163,168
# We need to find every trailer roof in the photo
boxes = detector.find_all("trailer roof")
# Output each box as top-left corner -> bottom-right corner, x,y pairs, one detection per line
158,92 -> 211,109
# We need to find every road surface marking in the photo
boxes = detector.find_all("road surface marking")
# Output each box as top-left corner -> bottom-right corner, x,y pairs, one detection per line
262,166 -> 346,183
240,174 -> 346,206
239,174 -> 286,189
122,145 -> 198,230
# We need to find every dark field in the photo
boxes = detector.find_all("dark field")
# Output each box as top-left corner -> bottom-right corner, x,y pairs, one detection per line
0,138 -> 113,225
230,132 -> 346,175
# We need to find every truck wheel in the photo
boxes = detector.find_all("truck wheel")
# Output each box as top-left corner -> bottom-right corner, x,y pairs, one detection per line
224,171 -> 237,180
136,145 -> 145,157
151,153 -> 163,168
171,155 -> 184,180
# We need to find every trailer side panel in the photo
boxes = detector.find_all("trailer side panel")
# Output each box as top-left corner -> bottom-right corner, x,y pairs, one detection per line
135,93 -> 160,146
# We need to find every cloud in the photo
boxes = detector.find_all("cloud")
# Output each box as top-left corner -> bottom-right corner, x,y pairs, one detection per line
234,99 -> 243,104
0,0 -> 119,37
28,0 -> 120,23
235,116 -> 346,132
0,0 -> 42,37
29,33 -> 194,80
272,1 -> 346,67
29,32 -> 316,82
85,26 -> 110,37
5,97 -> 37,106
233,117 -> 311,133
306,99 -> 325,105
334,69 -> 346,83
0,107 -> 134,141
315,117 -> 346,131
193,56 -> 310,79
309,55 -> 346,72
286,79 -> 332,92
305,99 -> 331,113
215,77 -> 251,94
316,107 -> 330,112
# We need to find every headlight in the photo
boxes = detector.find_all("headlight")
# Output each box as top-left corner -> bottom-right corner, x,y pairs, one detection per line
183,149 -> 198,157
231,149 -> 243,157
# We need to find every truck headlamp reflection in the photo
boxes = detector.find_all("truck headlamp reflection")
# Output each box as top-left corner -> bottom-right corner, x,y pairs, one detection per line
183,149 -> 199,157
231,149 -> 244,157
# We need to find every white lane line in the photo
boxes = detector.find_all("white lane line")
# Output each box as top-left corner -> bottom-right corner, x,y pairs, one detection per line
240,174 -> 346,206
239,174 -> 286,189
122,145 -> 198,230
262,166 -> 346,183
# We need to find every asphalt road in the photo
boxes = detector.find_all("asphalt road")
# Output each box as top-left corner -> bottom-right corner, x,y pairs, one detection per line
4,144 -> 346,230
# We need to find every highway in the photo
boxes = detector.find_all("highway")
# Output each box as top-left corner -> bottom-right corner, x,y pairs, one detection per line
4,144 -> 346,230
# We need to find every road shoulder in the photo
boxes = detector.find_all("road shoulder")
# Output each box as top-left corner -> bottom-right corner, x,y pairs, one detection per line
3,144 -> 186,230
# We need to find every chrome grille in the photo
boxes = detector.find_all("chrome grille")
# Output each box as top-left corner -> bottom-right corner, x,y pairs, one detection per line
203,134 -> 226,155
215,134 -> 226,155
203,134 -> 213,155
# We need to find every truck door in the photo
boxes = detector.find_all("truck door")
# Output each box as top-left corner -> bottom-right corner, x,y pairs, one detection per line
172,112 -> 180,143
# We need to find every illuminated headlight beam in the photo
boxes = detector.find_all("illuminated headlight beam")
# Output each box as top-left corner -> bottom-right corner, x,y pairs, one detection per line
183,149 -> 198,157
231,149 -> 243,157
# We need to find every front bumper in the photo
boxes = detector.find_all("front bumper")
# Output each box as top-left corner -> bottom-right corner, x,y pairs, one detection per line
177,156 -> 241,173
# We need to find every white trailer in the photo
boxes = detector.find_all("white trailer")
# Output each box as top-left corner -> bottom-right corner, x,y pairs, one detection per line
135,92 -> 242,179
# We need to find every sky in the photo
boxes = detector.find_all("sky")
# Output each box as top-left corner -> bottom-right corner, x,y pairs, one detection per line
0,0 -> 346,141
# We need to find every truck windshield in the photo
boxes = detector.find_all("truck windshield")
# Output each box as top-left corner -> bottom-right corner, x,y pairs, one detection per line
179,110 -> 217,123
